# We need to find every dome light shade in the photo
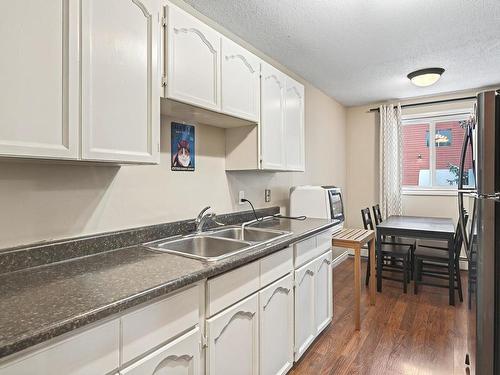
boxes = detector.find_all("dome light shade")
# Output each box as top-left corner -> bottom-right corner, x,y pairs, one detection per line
407,68 -> 445,87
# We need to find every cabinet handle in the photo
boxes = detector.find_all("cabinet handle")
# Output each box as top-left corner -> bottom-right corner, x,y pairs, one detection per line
298,269 -> 315,286
262,286 -> 291,310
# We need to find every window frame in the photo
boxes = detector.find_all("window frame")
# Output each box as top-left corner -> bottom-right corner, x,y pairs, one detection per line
401,109 -> 472,194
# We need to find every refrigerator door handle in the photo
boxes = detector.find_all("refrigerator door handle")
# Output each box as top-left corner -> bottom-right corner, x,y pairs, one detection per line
458,123 -> 471,191
458,192 -> 470,260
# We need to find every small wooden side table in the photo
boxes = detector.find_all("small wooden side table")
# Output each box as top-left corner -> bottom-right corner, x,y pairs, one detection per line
332,228 -> 376,330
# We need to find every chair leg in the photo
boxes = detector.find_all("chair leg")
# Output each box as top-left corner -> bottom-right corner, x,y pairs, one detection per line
456,259 -> 463,303
365,247 -> 370,287
403,257 -> 408,294
410,246 -> 415,280
414,259 -> 421,295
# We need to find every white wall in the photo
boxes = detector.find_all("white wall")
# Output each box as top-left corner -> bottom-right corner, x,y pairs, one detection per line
345,90 -> 478,228
0,5 -> 347,249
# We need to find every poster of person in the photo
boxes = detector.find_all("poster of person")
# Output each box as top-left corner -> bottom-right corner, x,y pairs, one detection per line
171,122 -> 195,171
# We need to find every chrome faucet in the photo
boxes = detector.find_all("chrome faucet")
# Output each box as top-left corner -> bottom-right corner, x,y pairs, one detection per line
195,206 -> 223,233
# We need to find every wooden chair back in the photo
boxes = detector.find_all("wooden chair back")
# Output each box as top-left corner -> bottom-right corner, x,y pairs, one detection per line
372,204 -> 383,225
361,208 -> 374,231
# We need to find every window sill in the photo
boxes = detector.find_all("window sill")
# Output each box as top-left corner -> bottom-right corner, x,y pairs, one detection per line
402,188 -> 458,196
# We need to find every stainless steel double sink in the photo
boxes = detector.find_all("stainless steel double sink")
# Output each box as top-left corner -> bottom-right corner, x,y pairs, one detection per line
143,225 -> 291,261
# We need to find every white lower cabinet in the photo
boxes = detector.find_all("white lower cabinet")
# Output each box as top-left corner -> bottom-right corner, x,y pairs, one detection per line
314,252 -> 333,333
294,258 -> 316,361
207,293 -> 259,375
293,244 -> 333,362
259,274 -> 294,375
0,319 -> 120,375
120,327 -> 200,375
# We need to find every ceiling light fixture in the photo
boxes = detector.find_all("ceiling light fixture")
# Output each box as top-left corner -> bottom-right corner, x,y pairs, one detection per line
407,68 -> 445,87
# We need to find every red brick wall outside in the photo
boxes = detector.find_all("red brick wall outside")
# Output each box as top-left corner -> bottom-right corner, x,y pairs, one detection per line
402,120 -> 472,186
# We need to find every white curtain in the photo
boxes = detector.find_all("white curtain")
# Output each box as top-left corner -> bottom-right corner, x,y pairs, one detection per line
379,104 -> 402,219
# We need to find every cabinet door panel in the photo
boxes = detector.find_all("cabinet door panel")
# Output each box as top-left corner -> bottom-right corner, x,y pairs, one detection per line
315,252 -> 333,333
121,327 -> 200,375
167,4 -> 220,111
221,37 -> 260,122
294,258 -> 316,361
260,62 -> 285,170
0,0 -> 78,159
284,77 -> 305,171
81,0 -> 159,163
207,293 -> 259,375
259,274 -> 293,375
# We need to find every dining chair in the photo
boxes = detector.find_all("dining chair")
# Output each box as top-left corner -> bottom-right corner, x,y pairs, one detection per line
413,215 -> 468,302
372,204 -> 417,278
361,208 -> 412,293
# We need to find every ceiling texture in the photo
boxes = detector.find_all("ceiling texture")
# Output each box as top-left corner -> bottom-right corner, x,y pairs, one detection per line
182,0 -> 500,106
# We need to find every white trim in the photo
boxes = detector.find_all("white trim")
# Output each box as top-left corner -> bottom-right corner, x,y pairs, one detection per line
402,187 -> 458,196
401,108 -> 472,121
331,251 -> 349,269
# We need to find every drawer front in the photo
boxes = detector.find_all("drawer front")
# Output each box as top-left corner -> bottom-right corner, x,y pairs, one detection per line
0,320 -> 119,375
293,236 -> 316,267
260,247 -> 293,288
121,327 -> 200,375
316,228 -> 334,253
122,284 -> 200,364
207,260 -> 260,317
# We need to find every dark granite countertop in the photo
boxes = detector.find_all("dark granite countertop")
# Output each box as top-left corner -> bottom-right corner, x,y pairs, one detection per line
0,216 -> 334,360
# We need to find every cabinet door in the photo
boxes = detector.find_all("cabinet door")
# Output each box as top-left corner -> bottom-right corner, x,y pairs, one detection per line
294,258 -> 316,361
284,77 -> 305,171
259,274 -> 294,375
0,0 -> 78,160
221,37 -> 260,122
260,62 -> 285,170
81,0 -> 160,163
166,4 -> 220,111
207,293 -> 259,375
120,327 -> 200,375
314,251 -> 333,334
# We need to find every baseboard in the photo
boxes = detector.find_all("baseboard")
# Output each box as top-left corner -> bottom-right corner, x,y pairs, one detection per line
331,251 -> 349,269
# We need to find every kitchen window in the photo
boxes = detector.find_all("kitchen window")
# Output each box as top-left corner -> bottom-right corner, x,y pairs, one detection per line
401,110 -> 473,193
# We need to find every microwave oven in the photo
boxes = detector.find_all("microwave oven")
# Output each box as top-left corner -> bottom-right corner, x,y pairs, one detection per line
290,185 -> 345,230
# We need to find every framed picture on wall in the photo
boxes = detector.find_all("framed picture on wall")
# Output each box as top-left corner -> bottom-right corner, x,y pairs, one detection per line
171,122 -> 195,171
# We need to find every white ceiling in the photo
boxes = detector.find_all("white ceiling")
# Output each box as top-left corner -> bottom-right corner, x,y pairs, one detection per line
182,0 -> 500,106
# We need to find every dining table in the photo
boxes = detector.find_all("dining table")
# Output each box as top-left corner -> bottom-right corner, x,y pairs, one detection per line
375,215 -> 456,305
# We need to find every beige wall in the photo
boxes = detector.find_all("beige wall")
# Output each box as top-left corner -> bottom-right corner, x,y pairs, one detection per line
0,4 -> 347,248
345,90 -> 479,228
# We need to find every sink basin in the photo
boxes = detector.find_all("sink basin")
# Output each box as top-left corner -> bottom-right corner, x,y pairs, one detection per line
209,227 -> 288,242
146,235 -> 252,261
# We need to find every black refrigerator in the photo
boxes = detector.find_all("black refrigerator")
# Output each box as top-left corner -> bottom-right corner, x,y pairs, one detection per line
458,90 -> 500,374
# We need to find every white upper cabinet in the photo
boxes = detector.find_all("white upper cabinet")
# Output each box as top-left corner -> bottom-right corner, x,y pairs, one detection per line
165,4 -> 221,111
0,0 -> 79,160
260,62 -> 286,170
81,0 -> 160,163
221,37 -> 260,122
284,77 -> 305,171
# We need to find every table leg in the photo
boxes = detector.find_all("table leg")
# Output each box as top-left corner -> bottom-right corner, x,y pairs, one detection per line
354,245 -> 361,330
368,239 -> 376,306
448,237 -> 455,306
376,230 -> 382,292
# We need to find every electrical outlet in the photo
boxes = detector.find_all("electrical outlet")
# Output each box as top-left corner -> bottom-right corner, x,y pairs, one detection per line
265,189 -> 271,202
238,190 -> 245,204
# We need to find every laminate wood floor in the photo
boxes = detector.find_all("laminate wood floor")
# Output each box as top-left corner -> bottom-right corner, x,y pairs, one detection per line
289,257 -> 469,375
